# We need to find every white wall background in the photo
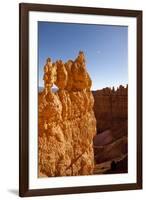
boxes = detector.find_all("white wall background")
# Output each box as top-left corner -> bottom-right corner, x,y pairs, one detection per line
0,0 -> 145,199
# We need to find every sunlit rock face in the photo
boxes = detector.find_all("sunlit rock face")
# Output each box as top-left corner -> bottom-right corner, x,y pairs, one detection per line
38,52 -> 96,177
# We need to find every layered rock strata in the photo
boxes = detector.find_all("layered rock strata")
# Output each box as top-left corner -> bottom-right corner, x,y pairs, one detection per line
39,52 -> 96,177
92,86 -> 128,173
92,86 -> 128,133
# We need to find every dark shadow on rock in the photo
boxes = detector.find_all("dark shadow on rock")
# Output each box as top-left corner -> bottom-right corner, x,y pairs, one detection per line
111,160 -> 117,171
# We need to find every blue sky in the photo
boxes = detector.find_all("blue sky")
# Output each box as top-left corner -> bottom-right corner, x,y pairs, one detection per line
38,22 -> 128,90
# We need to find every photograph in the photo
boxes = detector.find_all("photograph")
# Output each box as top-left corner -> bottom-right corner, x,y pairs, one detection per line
19,3 -> 142,196
38,22 -> 128,177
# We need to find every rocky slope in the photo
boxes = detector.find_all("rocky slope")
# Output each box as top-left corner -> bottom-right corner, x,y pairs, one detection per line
92,86 -> 128,173
38,52 -> 96,177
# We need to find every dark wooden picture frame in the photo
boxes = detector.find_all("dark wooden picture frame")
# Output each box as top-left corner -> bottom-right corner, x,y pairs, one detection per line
19,3 -> 142,197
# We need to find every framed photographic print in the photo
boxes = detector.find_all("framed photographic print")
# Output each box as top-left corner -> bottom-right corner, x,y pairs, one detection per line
19,3 -> 142,197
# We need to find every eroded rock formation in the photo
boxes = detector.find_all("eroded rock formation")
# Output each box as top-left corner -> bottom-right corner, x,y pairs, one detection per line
39,52 -> 96,177
93,85 -> 128,133
93,86 -> 128,173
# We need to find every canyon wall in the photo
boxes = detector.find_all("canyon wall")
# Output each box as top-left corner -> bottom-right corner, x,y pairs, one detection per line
39,52 -> 96,177
92,86 -> 128,134
93,86 -> 128,173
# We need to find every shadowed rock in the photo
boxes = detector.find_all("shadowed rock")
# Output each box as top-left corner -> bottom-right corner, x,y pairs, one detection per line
92,86 -> 128,134
92,86 -> 128,174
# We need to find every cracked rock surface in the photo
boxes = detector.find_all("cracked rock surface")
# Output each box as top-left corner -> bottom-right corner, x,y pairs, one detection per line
39,52 -> 96,177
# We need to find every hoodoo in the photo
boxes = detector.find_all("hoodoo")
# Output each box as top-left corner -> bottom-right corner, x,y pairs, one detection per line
38,52 -> 96,177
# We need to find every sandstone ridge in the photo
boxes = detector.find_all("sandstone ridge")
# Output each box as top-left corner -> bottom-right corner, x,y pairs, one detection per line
39,52 -> 96,177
